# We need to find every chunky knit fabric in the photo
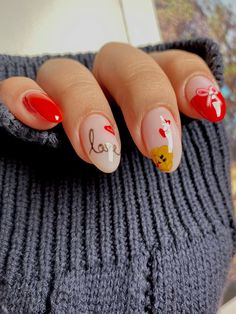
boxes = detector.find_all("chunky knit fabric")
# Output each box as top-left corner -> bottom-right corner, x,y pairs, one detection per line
0,38 -> 235,314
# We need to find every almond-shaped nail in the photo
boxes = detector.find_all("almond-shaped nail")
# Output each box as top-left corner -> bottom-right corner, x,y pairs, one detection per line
22,90 -> 63,123
141,107 -> 182,173
79,114 -> 121,173
186,75 -> 226,122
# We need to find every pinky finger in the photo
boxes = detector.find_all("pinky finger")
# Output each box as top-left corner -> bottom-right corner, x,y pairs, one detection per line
0,76 -> 63,130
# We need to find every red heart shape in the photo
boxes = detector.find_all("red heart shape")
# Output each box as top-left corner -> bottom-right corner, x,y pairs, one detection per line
191,90 -> 226,122
159,128 -> 166,138
104,125 -> 115,135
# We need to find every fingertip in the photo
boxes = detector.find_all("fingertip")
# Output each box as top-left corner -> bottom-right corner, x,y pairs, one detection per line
21,90 -> 64,124
150,50 -> 226,123
185,75 -> 226,123
78,113 -> 121,173
0,76 -> 63,130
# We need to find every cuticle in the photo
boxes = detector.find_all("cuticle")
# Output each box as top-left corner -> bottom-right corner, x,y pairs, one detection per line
184,73 -> 218,99
77,110 -> 120,148
19,89 -> 48,102
78,111 -> 118,133
141,104 -> 180,131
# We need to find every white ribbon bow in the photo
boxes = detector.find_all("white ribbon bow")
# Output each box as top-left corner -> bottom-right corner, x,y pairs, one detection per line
196,86 -> 219,107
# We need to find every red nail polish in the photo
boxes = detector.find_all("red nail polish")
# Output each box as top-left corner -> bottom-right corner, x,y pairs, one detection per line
186,76 -> 226,122
22,91 -> 63,123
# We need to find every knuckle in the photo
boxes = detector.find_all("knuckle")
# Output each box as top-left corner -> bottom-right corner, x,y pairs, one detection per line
167,50 -> 205,69
60,74 -> 101,105
61,77 -> 96,99
115,62 -> 165,107
122,61 -> 159,87
98,41 -> 124,54
93,42 -> 121,72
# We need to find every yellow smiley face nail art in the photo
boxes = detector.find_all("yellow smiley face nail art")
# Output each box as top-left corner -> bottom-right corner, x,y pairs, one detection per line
141,107 -> 182,173
150,146 -> 173,172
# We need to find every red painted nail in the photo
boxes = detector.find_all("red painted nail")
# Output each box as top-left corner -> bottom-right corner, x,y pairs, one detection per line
186,76 -> 226,122
22,91 -> 63,123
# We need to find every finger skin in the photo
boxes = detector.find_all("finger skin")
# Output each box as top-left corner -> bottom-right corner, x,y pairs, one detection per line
0,77 -> 63,130
36,58 -> 121,173
148,50 -> 226,122
93,42 -> 182,173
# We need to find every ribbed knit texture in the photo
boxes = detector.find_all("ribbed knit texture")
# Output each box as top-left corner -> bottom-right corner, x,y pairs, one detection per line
0,38 -> 235,314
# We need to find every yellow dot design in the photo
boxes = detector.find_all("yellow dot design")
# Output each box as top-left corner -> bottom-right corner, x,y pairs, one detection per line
150,145 -> 173,172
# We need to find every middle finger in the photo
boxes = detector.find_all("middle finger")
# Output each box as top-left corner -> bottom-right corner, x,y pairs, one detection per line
93,42 -> 182,173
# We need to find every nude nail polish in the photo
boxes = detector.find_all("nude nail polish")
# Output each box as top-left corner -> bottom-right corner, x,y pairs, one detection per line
22,90 -> 63,123
141,107 -> 182,173
186,75 -> 226,122
79,114 -> 121,173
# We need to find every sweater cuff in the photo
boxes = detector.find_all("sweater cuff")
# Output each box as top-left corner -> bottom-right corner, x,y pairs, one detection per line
0,37 -> 224,149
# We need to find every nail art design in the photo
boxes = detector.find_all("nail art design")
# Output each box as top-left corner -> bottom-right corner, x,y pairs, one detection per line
150,146 -> 173,172
186,76 -> 226,122
80,114 -> 121,173
88,128 -> 120,163
22,90 -> 63,123
142,107 -> 182,173
196,86 -> 222,117
104,125 -> 115,135
159,116 -> 173,153
151,115 -> 174,172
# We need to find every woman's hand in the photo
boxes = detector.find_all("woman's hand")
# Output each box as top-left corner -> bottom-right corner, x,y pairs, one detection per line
0,42 -> 226,173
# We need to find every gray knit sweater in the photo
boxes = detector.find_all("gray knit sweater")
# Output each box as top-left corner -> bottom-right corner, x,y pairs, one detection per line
0,38 -> 235,314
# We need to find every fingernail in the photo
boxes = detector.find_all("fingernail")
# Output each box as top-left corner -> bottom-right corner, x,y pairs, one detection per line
186,75 -> 226,122
79,113 -> 121,173
21,90 -> 63,123
141,107 -> 182,173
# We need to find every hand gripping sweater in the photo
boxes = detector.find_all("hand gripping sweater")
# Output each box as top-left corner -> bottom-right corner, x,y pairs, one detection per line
0,38 -> 236,314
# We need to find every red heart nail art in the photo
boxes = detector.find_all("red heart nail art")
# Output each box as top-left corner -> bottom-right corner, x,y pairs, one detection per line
159,128 -> 166,138
104,125 -> 115,135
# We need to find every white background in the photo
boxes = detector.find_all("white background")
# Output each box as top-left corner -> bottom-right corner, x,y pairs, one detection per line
0,0 -> 161,55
